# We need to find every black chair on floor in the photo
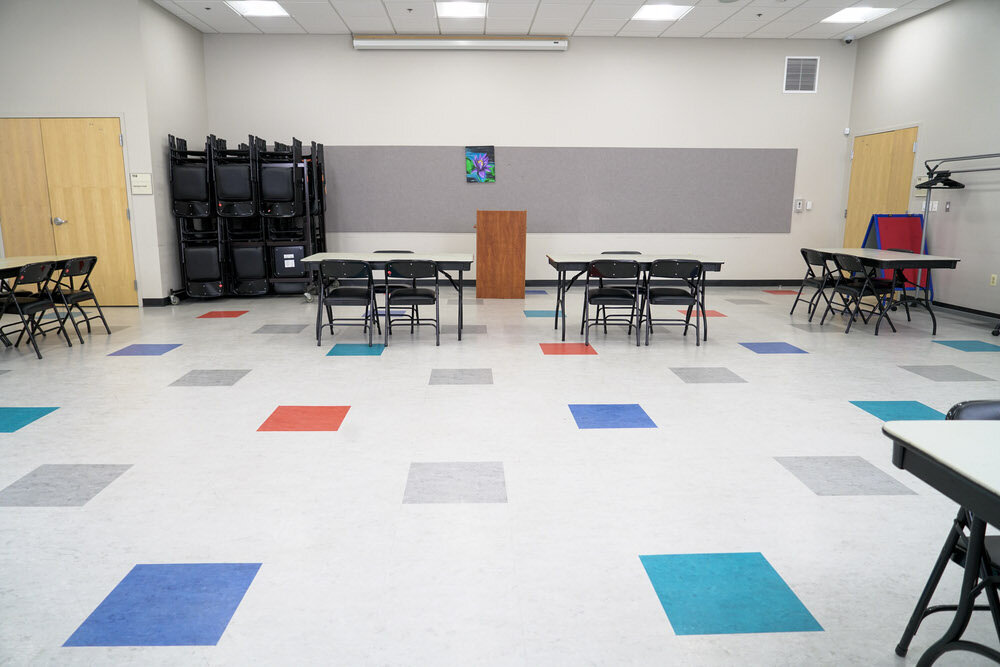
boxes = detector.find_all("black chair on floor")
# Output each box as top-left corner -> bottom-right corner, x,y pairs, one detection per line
0,262 -> 71,359
583,259 -> 640,346
886,248 -> 929,323
895,400 -> 1000,657
820,253 -> 896,334
790,248 -> 841,322
384,260 -> 439,346
316,260 -> 377,347
51,256 -> 112,343
373,250 -> 417,332
639,259 -> 703,347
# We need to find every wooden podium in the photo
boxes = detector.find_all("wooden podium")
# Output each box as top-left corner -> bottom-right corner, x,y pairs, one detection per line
476,210 -> 526,298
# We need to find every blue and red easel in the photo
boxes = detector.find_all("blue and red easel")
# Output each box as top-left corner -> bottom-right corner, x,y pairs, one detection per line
861,213 -> 933,299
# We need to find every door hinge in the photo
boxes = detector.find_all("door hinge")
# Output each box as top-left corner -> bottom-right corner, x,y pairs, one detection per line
850,150 -> 854,160
133,280 -> 137,291
844,209 -> 848,218
913,141 -> 918,153
126,207 -> 131,221
119,134 -> 123,146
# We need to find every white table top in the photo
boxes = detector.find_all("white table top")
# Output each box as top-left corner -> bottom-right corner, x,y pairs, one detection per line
0,255 -> 79,271
547,253 -> 725,266
884,420 -> 1000,496
301,252 -> 473,264
810,248 -> 960,263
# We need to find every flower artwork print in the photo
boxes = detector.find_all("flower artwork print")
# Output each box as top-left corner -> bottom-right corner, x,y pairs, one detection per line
465,146 -> 496,183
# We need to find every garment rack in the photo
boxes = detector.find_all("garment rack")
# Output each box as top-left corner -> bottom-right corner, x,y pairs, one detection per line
916,152 -> 1000,336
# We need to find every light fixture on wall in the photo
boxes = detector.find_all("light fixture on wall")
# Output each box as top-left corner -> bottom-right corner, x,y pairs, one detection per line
353,35 -> 568,51
821,7 -> 894,23
436,2 -> 487,19
224,1 -> 288,17
632,4 -> 694,21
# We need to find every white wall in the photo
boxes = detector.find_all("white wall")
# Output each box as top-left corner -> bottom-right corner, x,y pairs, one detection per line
0,0 -> 163,300
139,0 -> 209,296
850,0 -> 1000,314
204,35 -> 859,281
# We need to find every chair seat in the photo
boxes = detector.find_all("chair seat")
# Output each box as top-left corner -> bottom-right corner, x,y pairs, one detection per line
3,296 -> 54,315
323,287 -> 371,305
374,283 -> 410,294
648,287 -> 697,305
588,287 -> 635,304
388,288 -> 436,305
53,288 -> 95,304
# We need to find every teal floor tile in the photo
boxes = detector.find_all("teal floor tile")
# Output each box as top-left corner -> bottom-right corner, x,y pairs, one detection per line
327,344 -> 385,356
933,340 -> 1000,352
850,400 -> 945,421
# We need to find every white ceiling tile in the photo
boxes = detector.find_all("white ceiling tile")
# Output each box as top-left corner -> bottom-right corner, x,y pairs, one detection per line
487,3 -> 538,18
682,6 -> 742,24
791,20 -> 859,36
439,17 -> 487,32
617,19 -> 671,35
175,1 -> 261,32
715,19 -> 775,33
485,17 -> 534,31
332,1 -> 391,17
661,22 -> 712,36
390,18 -> 441,32
246,16 -> 306,32
747,0 -> 807,6
795,0 -> 854,7
704,32 -> 750,38
778,6 -> 845,21
727,5 -> 793,21
573,27 -> 620,35
859,7 -> 922,27
903,0 -> 951,8
585,4 -> 642,20
384,1 -> 436,18
534,3 -> 589,20
575,17 -> 629,31
852,0 -> 914,7
341,16 -> 396,32
154,1 -> 218,32
283,2 -> 350,33
748,21 -> 812,36
529,18 -> 581,32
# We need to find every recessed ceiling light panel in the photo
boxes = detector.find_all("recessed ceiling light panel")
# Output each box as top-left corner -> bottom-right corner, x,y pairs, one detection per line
436,2 -> 487,19
632,4 -> 693,21
821,7 -> 895,23
225,1 -> 288,17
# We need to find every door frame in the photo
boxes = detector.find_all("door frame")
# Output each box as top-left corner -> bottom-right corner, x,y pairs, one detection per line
841,120 -> 923,244
0,112 -> 145,308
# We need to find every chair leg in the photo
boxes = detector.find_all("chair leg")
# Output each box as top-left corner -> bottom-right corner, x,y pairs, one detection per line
368,298 -> 374,347
844,297 -> 861,333
644,298 -> 651,346
64,304 -> 84,344
435,300 -> 440,346
789,282 -> 807,315
90,298 -> 111,334
384,302 -> 391,347
584,298 -> 591,346
53,308 -> 72,347
896,510 -> 967,656
19,313 -> 43,359
315,296 -> 324,346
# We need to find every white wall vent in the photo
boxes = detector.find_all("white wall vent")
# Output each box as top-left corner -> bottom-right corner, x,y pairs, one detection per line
784,57 -> 819,93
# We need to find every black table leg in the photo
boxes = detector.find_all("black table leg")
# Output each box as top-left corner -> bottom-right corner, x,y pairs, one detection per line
701,270 -> 709,342
554,271 -> 562,330
917,516 -> 1000,666
458,269 -> 463,341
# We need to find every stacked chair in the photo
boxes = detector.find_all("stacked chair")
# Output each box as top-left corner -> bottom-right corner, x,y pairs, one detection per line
167,133 -> 327,301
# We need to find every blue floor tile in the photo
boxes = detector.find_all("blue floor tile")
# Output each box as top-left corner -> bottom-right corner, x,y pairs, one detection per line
327,343 -> 385,356
524,310 -> 560,318
0,407 -> 59,433
850,400 -> 945,421
108,344 -> 181,357
739,342 -> 808,354
568,404 -> 656,429
64,563 -> 261,646
524,289 -> 548,295
933,340 -> 1000,352
639,552 -> 823,635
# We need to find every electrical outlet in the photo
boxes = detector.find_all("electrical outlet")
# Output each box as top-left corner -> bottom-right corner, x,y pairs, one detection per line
991,274 -> 998,287
793,199 -> 804,213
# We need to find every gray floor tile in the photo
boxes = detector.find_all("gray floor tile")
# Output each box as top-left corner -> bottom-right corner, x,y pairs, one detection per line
254,324 -> 308,334
0,464 -> 132,507
775,456 -> 914,496
440,324 -> 487,334
170,369 -> 251,387
726,298 -> 770,305
670,367 -> 747,384
403,462 -> 507,503
429,368 -> 494,385
899,365 -> 994,382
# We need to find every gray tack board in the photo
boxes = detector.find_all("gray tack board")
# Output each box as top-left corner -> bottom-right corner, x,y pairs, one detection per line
324,146 -> 797,234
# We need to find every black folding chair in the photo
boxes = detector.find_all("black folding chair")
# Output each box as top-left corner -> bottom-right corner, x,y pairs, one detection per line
316,260 -> 377,347
820,253 -> 896,334
638,259 -> 703,347
0,262 -> 71,359
790,248 -> 841,321
384,260 -> 439,347
582,259 -> 640,346
373,250 -> 418,332
895,400 -> 1000,657
51,256 -> 112,343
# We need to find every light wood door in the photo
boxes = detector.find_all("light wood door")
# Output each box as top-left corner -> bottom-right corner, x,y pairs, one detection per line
843,126 -> 918,247
0,119 -> 56,256
40,118 -> 137,305
476,210 -> 526,299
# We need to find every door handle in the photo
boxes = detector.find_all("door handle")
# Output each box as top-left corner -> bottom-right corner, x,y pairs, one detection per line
52,217 -> 68,226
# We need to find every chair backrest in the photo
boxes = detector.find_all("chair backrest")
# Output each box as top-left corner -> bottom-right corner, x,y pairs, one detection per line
589,259 -> 639,280
801,248 -> 828,268
320,260 -> 371,281
386,259 -> 437,280
947,400 -> 1000,421
14,262 -> 55,289
833,253 -> 867,275
649,259 -> 702,280
61,256 -> 97,279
